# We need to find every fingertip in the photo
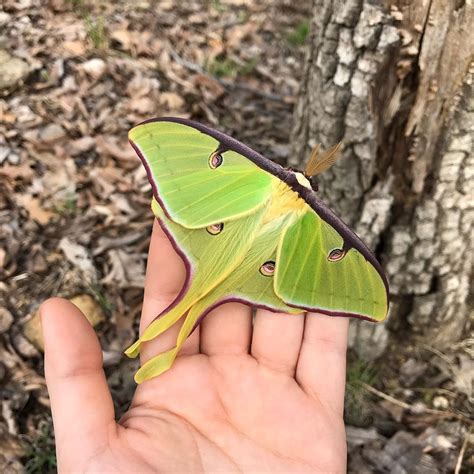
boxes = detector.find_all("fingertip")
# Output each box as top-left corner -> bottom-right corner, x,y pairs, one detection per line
39,296 -> 68,321
40,297 -> 101,357
296,312 -> 349,414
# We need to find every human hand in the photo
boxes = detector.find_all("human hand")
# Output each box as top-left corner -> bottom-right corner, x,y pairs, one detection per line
41,220 -> 349,472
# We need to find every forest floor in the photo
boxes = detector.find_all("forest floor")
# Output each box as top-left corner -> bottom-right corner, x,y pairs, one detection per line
0,0 -> 472,472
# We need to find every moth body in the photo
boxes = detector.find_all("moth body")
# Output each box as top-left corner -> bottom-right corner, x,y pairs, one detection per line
262,177 -> 308,225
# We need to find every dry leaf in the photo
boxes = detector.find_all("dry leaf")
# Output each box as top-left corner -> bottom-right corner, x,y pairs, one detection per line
61,40 -> 86,57
0,163 -> 34,181
59,237 -> 97,280
38,158 -> 77,201
102,249 -> 144,288
129,97 -> 156,114
160,91 -> 185,110
452,355 -> 473,402
67,136 -> 95,156
111,28 -> 133,51
96,135 -> 136,163
16,194 -> 55,224
193,74 -> 225,98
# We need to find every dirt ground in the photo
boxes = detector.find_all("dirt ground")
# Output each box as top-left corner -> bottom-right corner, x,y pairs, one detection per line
0,1 -> 472,472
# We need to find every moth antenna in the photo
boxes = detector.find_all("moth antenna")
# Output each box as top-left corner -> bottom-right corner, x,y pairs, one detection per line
304,143 -> 320,176
305,142 -> 343,177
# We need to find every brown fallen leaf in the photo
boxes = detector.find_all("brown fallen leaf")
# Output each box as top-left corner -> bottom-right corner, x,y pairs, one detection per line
129,97 -> 157,114
0,424 -> 25,471
101,249 -> 145,288
40,158 -> 77,201
160,91 -> 185,110
226,23 -> 256,49
89,167 -> 118,197
16,194 -> 55,225
95,135 -> 136,163
193,74 -> 225,99
0,163 -> 34,181
23,124 -> 67,145
59,237 -> 97,281
67,136 -> 95,156
61,40 -> 87,57
126,74 -> 159,98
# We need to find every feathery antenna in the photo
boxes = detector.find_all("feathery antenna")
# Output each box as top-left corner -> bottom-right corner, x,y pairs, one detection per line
304,142 -> 342,177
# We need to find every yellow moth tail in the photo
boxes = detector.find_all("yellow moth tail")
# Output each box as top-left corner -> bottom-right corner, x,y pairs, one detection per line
134,302 -> 205,384
124,299 -> 190,359
134,346 -> 178,384
124,339 -> 142,358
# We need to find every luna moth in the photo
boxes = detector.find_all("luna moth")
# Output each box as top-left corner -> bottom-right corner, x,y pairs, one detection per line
125,117 -> 389,383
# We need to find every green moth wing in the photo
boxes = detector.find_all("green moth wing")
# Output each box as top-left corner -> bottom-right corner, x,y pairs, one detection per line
129,121 -> 274,228
275,210 -> 387,321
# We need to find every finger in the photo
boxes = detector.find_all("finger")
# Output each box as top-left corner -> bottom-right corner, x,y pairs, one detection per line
140,219 -> 186,331
296,313 -> 349,414
40,298 -> 115,467
200,302 -> 252,356
251,309 -> 305,376
140,219 -> 199,363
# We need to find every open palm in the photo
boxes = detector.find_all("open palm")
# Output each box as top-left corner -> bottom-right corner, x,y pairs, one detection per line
41,221 -> 349,473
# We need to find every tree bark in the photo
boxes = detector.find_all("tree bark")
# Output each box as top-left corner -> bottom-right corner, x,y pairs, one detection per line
290,0 -> 473,358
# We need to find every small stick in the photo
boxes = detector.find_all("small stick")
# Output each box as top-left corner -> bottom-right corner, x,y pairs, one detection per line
361,383 -> 473,425
169,50 -> 289,102
362,383 -> 411,410
454,429 -> 471,474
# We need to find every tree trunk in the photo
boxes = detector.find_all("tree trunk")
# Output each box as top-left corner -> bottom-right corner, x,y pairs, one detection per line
290,0 -> 473,358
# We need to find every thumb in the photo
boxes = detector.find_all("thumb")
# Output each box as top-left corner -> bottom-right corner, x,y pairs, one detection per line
41,298 -> 116,467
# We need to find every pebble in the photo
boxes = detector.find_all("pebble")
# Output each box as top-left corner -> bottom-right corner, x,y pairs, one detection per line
82,58 -> 107,79
40,123 -> 66,143
0,12 -> 11,26
8,152 -> 20,164
0,49 -> 29,89
432,395 -> 449,410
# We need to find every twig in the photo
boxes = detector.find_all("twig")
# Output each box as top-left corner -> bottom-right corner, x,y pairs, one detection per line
362,382 -> 411,410
422,344 -> 455,367
220,79 -> 291,102
169,49 -> 290,103
169,50 -> 206,74
411,386 -> 458,398
361,383 -> 473,425
454,429 -> 471,474
452,338 -> 474,358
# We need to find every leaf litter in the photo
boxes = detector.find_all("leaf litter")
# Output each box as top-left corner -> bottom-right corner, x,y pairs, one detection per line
0,0 -> 471,472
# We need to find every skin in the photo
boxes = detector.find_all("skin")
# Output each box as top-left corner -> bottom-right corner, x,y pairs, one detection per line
41,220 -> 349,473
